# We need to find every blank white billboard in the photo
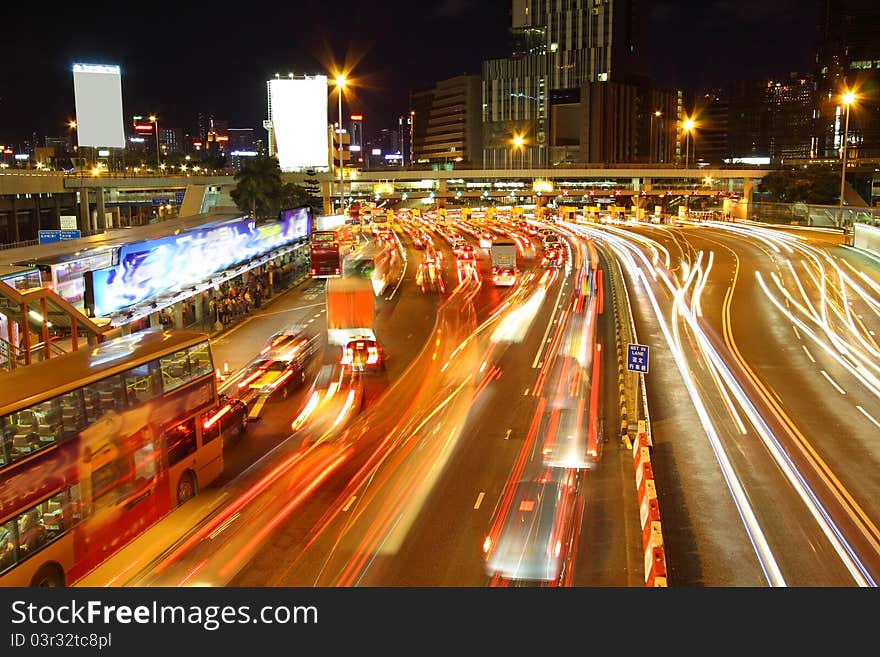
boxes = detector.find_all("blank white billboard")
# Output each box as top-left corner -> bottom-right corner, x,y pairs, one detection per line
72,63 -> 125,148
269,76 -> 329,171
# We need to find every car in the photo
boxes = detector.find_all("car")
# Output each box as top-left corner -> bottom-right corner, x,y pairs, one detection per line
456,249 -> 476,263
492,267 -> 519,287
542,233 -> 560,247
239,331 -> 320,401
483,469 -> 579,582
454,242 -> 475,258
541,247 -> 563,268
202,393 -> 249,447
479,233 -> 494,249
341,338 -> 385,372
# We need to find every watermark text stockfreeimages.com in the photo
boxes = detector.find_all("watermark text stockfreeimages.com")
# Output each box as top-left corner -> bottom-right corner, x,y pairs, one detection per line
10,599 -> 318,632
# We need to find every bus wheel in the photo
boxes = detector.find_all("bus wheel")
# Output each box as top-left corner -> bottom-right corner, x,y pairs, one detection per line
177,471 -> 197,506
31,563 -> 65,587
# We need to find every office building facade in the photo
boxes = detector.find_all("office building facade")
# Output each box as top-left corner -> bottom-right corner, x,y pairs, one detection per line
410,75 -> 482,167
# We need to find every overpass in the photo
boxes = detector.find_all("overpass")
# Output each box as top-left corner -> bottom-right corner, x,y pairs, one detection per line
0,165 -> 774,244
0,170 -> 239,245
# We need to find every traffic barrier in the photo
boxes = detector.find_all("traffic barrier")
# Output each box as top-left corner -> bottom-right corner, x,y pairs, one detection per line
632,432 -> 668,587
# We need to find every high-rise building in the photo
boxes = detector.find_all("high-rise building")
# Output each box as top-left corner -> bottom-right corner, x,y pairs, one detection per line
768,74 -> 815,161
724,74 -> 815,163
693,90 -> 729,165
482,0 -> 650,166
228,127 -> 259,169
349,114 -> 364,166
410,75 -> 482,167
815,0 -> 880,159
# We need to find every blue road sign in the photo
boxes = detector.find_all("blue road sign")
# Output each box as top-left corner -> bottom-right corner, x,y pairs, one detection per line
39,229 -> 81,244
174,190 -> 185,205
152,197 -> 171,206
627,343 -> 649,374
38,230 -> 61,244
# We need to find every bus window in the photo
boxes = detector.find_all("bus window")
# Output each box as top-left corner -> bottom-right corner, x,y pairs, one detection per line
59,390 -> 87,438
17,508 -> 48,557
166,418 -> 197,466
0,520 -> 16,573
187,342 -> 213,379
160,351 -> 192,392
84,374 -> 128,421
124,363 -> 160,406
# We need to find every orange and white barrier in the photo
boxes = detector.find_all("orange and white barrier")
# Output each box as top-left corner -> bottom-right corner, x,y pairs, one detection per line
633,432 -> 667,586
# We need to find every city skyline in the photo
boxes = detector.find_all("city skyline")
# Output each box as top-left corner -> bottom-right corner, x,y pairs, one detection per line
1,1 -> 818,147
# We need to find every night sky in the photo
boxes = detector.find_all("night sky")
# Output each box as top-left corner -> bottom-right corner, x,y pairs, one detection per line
1,0 -> 818,146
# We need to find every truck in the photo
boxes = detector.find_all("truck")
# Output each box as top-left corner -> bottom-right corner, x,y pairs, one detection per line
490,238 -> 519,287
326,277 -> 386,371
326,277 -> 376,347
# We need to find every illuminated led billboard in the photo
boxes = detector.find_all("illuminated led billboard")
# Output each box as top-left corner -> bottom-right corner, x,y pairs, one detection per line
72,63 -> 125,148
268,75 -> 329,171
279,206 -> 312,241
90,215 -> 308,317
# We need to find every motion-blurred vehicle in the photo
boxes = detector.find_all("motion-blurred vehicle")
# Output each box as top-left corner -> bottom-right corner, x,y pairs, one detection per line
541,247 -> 563,268
416,247 -> 446,293
202,393 -> 249,447
490,238 -> 518,287
454,242 -> 476,258
542,233 -> 560,248
479,233 -> 494,249
237,331 -> 320,409
341,338 -> 385,372
492,267 -> 518,287
411,231 -> 428,249
483,469 -> 580,582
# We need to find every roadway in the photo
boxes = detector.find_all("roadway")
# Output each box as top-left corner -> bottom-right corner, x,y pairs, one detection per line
80,213 -> 643,587
566,218 -> 880,586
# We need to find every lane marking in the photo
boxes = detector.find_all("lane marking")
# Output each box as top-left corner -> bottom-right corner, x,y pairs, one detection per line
802,345 -> 816,363
820,370 -> 846,395
792,324 -> 801,340
504,429 -> 512,440
523,388 -> 530,396
473,492 -> 485,510
343,495 -> 357,512
856,405 -> 880,430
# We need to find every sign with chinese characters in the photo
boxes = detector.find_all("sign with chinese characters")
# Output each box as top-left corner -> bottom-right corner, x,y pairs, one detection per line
627,343 -> 649,374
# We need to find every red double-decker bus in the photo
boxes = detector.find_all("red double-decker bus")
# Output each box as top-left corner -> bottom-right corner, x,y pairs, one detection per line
0,329 -> 224,587
309,225 -> 354,278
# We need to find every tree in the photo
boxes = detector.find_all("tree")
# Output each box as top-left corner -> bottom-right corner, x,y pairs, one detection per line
758,168 -> 839,204
231,155 -> 283,219
279,182 -> 324,217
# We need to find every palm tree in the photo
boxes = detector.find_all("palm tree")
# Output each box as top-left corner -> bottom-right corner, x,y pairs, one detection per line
231,156 -> 283,219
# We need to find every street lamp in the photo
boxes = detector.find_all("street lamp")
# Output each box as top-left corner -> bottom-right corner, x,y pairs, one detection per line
512,135 -> 525,169
650,110 -> 662,163
683,118 -> 695,169
149,115 -> 161,168
838,90 -> 857,229
334,75 -> 347,214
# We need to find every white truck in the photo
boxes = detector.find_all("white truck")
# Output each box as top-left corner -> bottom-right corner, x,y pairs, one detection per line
490,238 -> 518,287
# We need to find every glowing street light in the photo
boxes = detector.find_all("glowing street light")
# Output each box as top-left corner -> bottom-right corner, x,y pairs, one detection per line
683,118 -> 696,169
149,115 -> 161,168
651,110 -> 662,163
512,134 -> 525,169
838,89 -> 858,229
334,74 -> 347,213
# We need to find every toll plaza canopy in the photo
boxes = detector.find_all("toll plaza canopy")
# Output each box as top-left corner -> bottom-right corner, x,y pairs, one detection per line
0,207 -> 313,366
